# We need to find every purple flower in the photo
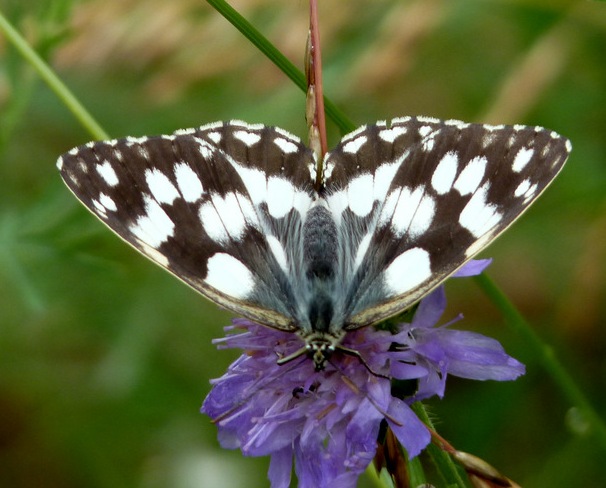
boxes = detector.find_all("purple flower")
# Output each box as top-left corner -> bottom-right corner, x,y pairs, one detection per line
388,284 -> 525,402
201,259 -> 524,488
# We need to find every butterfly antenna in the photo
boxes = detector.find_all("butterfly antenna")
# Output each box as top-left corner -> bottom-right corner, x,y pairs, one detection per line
335,344 -> 392,380
276,345 -> 308,366
326,358 -> 403,428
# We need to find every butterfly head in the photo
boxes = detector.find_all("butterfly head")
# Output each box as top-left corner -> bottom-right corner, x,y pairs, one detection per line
286,330 -> 390,379
276,330 -> 345,371
306,333 -> 340,371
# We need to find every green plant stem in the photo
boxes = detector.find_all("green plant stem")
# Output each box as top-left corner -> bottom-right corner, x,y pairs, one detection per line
406,451 -> 428,487
474,273 -> 606,453
206,0 -> 355,135
412,402 -> 469,487
365,462 -> 392,488
0,10 -> 108,140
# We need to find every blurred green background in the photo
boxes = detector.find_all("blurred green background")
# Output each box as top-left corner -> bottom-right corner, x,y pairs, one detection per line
1,0 -> 605,486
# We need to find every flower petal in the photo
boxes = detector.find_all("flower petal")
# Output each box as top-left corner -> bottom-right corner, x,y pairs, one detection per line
268,445 -> 293,488
412,287 -> 447,328
436,330 -> 526,381
453,258 -> 493,277
386,398 -> 431,458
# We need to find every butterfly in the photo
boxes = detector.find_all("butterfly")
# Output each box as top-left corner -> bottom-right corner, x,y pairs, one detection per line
57,116 -> 571,370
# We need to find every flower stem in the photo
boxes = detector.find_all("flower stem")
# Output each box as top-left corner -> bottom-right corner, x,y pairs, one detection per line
307,0 -> 328,158
412,402 -> 469,487
205,0 -> 355,135
0,10 -> 108,140
474,273 -> 606,453
365,462 -> 393,488
406,452 -> 428,487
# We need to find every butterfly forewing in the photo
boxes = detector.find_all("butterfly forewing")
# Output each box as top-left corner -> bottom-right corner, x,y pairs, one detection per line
58,116 -> 571,348
320,117 -> 571,328
58,121 -> 318,330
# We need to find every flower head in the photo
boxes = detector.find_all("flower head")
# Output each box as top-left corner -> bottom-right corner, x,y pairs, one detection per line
202,259 -> 524,488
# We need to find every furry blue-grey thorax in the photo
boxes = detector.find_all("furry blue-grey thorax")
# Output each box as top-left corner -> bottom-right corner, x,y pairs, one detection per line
57,117 -> 571,370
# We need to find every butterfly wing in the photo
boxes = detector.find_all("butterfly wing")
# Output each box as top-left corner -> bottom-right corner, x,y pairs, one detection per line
58,121 -> 317,330
322,116 -> 571,328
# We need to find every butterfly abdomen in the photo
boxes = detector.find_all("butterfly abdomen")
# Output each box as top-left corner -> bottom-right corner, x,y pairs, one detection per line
301,202 -> 339,333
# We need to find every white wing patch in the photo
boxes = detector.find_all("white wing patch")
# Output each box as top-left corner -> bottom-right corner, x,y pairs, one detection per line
354,233 -> 373,268
326,190 -> 348,224
129,195 -> 175,248
266,177 -> 298,219
96,160 -> 119,187
136,242 -> 169,268
206,132 -> 222,144
419,126 -> 437,152
384,248 -> 432,296
98,193 -> 117,212
145,168 -> 180,205
432,151 -> 458,194
225,158 -> 312,220
512,147 -> 534,173
174,162 -> 204,202
378,126 -> 407,143
347,174 -> 375,217
273,137 -> 299,154
384,186 -> 436,238
266,235 -> 289,272
522,183 -> 538,203
454,156 -> 487,196
325,153 -> 410,224
206,253 -> 254,298
374,157 -> 406,201
514,179 -> 532,198
92,199 -> 108,219
233,130 -> 261,147
343,136 -> 368,154
459,183 -> 502,237
196,140 -> 215,160
199,192 -> 256,243
199,200 -> 228,243
229,164 -> 266,205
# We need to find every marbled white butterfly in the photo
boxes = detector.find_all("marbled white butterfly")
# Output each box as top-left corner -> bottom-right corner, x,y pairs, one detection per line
57,116 -> 571,370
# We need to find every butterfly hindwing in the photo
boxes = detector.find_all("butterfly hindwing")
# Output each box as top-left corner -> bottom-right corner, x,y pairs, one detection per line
58,116 -> 571,341
58,121 -> 318,330
320,117 -> 571,328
